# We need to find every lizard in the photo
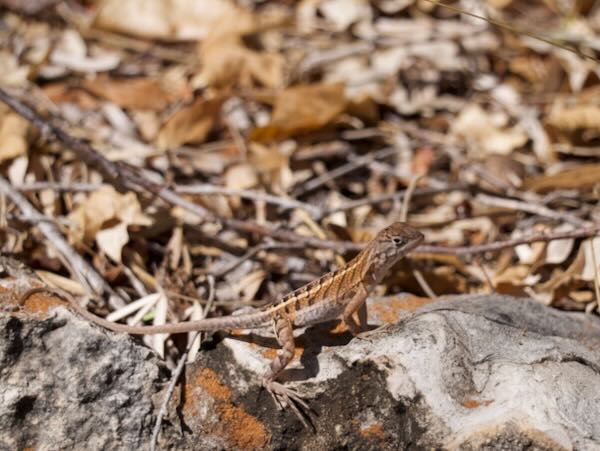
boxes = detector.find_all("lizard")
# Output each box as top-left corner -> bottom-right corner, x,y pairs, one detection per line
20,222 -> 424,419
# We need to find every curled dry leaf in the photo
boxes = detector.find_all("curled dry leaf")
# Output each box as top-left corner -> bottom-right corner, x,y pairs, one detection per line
156,97 -> 223,150
96,222 -> 129,263
452,104 -> 528,155
251,83 -> 347,142
68,185 -> 151,247
94,0 -> 243,41
0,112 -> 29,163
82,76 -> 172,111
547,104 -> 600,131
197,35 -> 284,89
581,238 -> 600,282
523,164 -> 600,193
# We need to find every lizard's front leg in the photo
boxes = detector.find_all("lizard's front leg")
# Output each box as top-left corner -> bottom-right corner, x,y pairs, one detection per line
263,315 -> 310,423
342,284 -> 369,335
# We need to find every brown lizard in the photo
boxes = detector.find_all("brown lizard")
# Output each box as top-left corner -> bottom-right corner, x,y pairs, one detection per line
20,222 -> 423,417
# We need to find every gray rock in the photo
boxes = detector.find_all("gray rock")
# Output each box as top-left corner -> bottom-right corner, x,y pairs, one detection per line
2,288 -> 600,450
0,296 -> 164,450
184,295 -> 600,450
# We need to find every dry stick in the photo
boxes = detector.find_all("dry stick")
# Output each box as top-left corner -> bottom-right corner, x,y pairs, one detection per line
422,0 -> 599,63
418,227 -> 600,256
2,92 -> 598,256
0,88 -> 360,253
589,241 -> 600,314
292,147 -> 398,197
0,175 -> 120,301
17,181 -> 101,192
150,276 -> 216,451
475,193 -> 588,227
175,184 -> 321,217
213,242 -> 305,279
398,175 -> 437,298
322,183 -> 468,217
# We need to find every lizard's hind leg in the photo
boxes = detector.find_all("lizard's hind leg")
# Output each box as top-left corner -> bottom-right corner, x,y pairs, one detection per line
263,315 -> 312,426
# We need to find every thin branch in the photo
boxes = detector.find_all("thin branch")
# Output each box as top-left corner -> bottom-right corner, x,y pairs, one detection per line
412,269 -> 437,299
320,183 -> 468,216
291,147 -> 398,197
149,275 -> 216,451
418,226 -> 600,256
212,242 -> 305,279
17,181 -> 100,192
475,193 -> 588,227
0,88 -> 360,253
422,0 -> 599,62
175,184 -> 321,217
0,174 -> 120,301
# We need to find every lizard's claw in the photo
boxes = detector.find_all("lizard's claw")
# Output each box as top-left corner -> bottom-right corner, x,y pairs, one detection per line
264,380 -> 314,429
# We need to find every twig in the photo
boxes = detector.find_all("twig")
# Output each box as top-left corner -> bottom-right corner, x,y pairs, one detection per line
590,239 -> 600,314
150,276 -> 216,451
0,88 -> 361,253
475,193 -> 588,227
422,0 -> 599,63
291,147 -> 398,197
175,184 -> 321,217
298,42 -> 374,75
0,174 -> 120,301
16,181 -> 100,192
399,175 -> 422,223
212,242 -> 305,279
320,183 -> 468,216
412,269 -> 437,299
418,226 -> 600,256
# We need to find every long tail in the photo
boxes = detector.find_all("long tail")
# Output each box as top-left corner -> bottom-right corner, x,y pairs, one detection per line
22,287 -> 272,335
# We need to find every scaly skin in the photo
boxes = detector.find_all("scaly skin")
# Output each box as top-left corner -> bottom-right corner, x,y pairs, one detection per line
20,222 -> 424,424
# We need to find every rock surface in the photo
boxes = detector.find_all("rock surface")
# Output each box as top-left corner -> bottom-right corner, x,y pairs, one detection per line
0,280 -> 164,451
2,274 -> 600,450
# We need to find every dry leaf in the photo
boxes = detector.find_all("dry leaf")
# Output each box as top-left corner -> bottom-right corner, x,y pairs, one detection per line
0,113 -> 29,163
547,104 -> 600,131
523,164 -> 600,193
581,238 -> 600,282
94,0 -> 244,41
197,35 -> 283,89
545,224 -> 576,265
157,97 -> 223,150
96,222 -> 129,263
224,164 -> 258,190
82,76 -> 171,111
69,186 -> 151,244
251,83 -> 347,142
452,104 -> 528,155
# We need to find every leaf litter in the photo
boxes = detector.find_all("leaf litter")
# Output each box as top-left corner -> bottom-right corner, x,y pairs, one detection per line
0,0 -> 599,359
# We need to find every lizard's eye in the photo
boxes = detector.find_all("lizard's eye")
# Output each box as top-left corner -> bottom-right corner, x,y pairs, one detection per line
392,237 -> 404,246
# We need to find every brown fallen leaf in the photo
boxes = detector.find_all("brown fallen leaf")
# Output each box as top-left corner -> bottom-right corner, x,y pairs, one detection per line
82,75 -> 172,111
522,164 -> 600,193
547,104 -> 600,131
156,96 -> 223,150
0,112 -> 30,163
197,34 -> 284,89
94,0 -> 244,41
251,83 -> 347,142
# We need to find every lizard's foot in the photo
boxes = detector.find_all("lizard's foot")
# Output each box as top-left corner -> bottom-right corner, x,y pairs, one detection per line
264,380 -> 313,429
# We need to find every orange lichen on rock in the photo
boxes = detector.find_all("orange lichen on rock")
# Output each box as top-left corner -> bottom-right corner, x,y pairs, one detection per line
370,295 -> 435,324
360,422 -> 386,439
19,290 -> 64,316
183,367 -> 270,450
462,398 -> 494,409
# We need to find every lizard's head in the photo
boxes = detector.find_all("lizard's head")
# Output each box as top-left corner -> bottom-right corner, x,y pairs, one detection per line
367,222 -> 424,280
